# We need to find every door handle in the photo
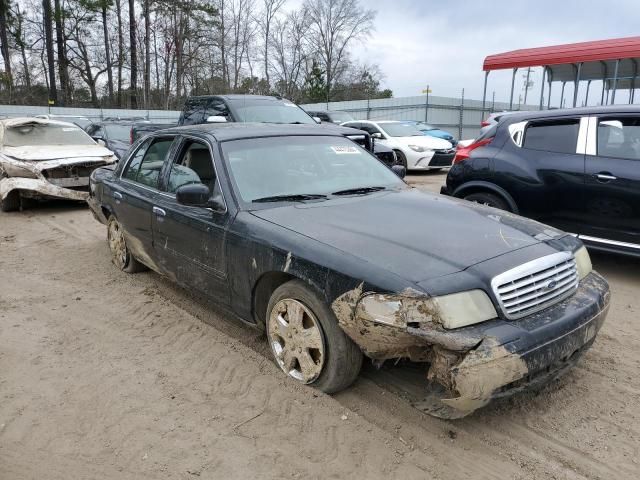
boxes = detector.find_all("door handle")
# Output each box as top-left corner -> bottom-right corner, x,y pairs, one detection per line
113,191 -> 123,200
594,173 -> 617,182
152,206 -> 166,217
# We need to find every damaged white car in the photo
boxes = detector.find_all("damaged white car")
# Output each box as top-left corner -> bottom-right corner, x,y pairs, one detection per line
0,118 -> 117,212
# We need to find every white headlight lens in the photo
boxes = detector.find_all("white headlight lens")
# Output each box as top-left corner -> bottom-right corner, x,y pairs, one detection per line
2,163 -> 38,178
408,144 -> 425,152
574,246 -> 592,280
432,290 -> 498,329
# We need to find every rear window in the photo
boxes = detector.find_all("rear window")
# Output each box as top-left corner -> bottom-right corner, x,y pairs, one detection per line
4,122 -> 95,147
523,120 -> 579,154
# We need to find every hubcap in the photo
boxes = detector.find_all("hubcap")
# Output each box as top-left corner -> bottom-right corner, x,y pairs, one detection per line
107,220 -> 127,269
267,299 -> 325,384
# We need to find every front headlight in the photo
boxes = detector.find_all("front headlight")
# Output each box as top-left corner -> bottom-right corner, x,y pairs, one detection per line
357,289 -> 497,331
2,162 -> 39,178
574,246 -> 592,280
408,144 -> 427,152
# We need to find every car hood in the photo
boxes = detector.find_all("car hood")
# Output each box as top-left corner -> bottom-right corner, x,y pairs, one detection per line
251,188 -> 562,283
2,144 -> 115,161
392,135 -> 451,149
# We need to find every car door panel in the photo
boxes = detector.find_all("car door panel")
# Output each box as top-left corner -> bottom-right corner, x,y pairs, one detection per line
581,114 -> 640,245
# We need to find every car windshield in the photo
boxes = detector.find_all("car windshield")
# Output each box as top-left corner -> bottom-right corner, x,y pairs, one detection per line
330,111 -> 354,123
104,124 -> 132,142
222,135 -> 404,203
3,122 -> 96,147
231,99 -> 316,124
379,123 -> 424,137
415,123 -> 437,131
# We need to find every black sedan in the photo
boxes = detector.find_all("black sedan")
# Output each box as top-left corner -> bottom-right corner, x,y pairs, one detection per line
88,123 -> 610,418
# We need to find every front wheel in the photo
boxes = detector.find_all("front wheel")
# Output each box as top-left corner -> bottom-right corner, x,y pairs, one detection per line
463,192 -> 510,211
394,150 -> 408,169
266,280 -> 363,393
107,216 -> 147,273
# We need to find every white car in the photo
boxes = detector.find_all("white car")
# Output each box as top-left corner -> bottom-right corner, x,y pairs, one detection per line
342,120 -> 454,170
0,118 -> 117,211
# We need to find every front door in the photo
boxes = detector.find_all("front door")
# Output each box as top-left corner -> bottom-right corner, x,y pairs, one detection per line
581,114 -> 640,247
152,137 -> 230,304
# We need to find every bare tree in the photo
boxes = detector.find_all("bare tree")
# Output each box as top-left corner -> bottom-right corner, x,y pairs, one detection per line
0,0 -> 13,89
304,0 -> 375,101
42,0 -> 57,103
269,9 -> 307,100
259,0 -> 285,86
53,0 -> 69,105
128,0 -> 137,108
115,0 -> 124,106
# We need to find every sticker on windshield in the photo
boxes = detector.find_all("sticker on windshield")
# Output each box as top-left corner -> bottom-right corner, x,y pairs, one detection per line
330,146 -> 360,154
283,102 -> 297,107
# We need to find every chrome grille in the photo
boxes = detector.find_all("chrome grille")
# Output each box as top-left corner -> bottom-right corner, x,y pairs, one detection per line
491,252 -> 578,320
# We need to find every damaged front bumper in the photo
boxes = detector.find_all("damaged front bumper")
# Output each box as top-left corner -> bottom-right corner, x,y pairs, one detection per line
0,176 -> 89,202
334,272 -> 610,417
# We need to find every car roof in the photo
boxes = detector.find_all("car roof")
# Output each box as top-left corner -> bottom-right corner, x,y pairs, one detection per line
501,105 -> 640,124
155,122 -> 355,141
187,94 -> 286,102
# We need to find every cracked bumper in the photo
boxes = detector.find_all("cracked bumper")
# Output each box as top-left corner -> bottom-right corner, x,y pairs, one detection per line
0,177 -> 88,202
439,272 -> 610,413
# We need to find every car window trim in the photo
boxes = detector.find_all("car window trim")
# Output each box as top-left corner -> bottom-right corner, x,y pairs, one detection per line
162,133 -> 228,215
591,114 -> 640,160
522,117 -> 581,155
119,135 -> 178,196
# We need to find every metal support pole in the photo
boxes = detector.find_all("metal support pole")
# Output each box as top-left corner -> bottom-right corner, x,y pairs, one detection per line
573,63 -> 582,107
491,91 -> 495,112
606,87 -> 610,105
509,67 -> 518,110
547,70 -> 553,109
539,67 -> 547,110
481,71 -> 489,111
458,88 -> 464,141
630,59 -> 637,104
523,67 -> 531,105
424,85 -> 429,122
560,82 -> 566,108
366,97 -> 371,120
611,59 -> 620,104
585,80 -> 591,106
600,61 -> 608,105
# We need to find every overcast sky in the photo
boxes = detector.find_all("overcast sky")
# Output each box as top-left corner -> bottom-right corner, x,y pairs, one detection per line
352,0 -> 640,103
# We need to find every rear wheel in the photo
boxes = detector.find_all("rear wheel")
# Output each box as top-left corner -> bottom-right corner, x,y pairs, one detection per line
394,150 -> 408,169
464,192 -> 510,211
107,216 -> 147,273
266,280 -> 363,393
0,190 -> 20,212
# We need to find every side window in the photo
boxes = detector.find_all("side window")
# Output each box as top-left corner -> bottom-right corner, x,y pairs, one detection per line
167,140 -> 217,194
181,100 -> 206,126
123,138 -> 174,189
204,99 -> 230,120
122,140 -> 149,181
523,119 -> 579,154
597,116 -> 640,160
360,124 -> 381,135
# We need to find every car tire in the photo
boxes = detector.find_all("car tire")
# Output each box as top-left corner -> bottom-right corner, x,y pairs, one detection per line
0,190 -> 20,212
394,150 -> 408,169
464,192 -> 510,211
266,279 -> 363,394
107,215 -> 147,273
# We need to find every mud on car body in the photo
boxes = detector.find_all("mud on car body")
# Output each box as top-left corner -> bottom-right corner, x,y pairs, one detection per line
0,117 -> 117,211
88,123 -> 610,418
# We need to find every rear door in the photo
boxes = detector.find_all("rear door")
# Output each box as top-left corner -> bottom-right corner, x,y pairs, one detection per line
580,114 -> 640,248
112,136 -> 177,267
511,117 -> 586,233
152,136 -> 231,303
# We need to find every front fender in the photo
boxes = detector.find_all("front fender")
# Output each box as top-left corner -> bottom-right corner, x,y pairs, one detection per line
452,181 -> 519,214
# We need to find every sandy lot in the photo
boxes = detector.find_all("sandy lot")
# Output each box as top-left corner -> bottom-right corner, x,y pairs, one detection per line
1,172 -> 639,479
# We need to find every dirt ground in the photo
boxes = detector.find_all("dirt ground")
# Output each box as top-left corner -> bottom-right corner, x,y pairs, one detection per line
1,172 -> 639,479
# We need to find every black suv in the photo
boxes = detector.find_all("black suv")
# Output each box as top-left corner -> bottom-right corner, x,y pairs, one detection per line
86,120 -> 142,159
443,106 -> 640,257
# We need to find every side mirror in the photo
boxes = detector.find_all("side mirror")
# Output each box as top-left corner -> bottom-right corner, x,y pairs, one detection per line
206,115 -> 227,123
176,183 -> 225,211
93,137 -> 106,146
371,132 -> 384,139
391,165 -> 406,179
313,116 -> 322,124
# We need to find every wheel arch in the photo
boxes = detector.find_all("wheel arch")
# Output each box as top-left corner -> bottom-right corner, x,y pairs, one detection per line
452,181 -> 519,214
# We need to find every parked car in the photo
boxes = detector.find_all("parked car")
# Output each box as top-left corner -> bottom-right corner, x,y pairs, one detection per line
403,121 -> 458,147
0,117 -> 116,211
131,122 -> 177,143
88,122 -> 609,418
86,120 -> 143,159
479,111 -> 522,136
305,110 -> 355,124
175,94 -> 392,165
443,105 -> 640,257
35,114 -> 92,130
342,120 -> 454,170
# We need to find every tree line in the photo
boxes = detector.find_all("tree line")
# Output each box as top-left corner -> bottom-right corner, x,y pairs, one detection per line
0,0 -> 393,109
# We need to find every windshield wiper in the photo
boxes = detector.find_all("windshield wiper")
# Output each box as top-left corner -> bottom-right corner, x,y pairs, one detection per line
252,193 -> 328,203
331,186 -> 388,196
